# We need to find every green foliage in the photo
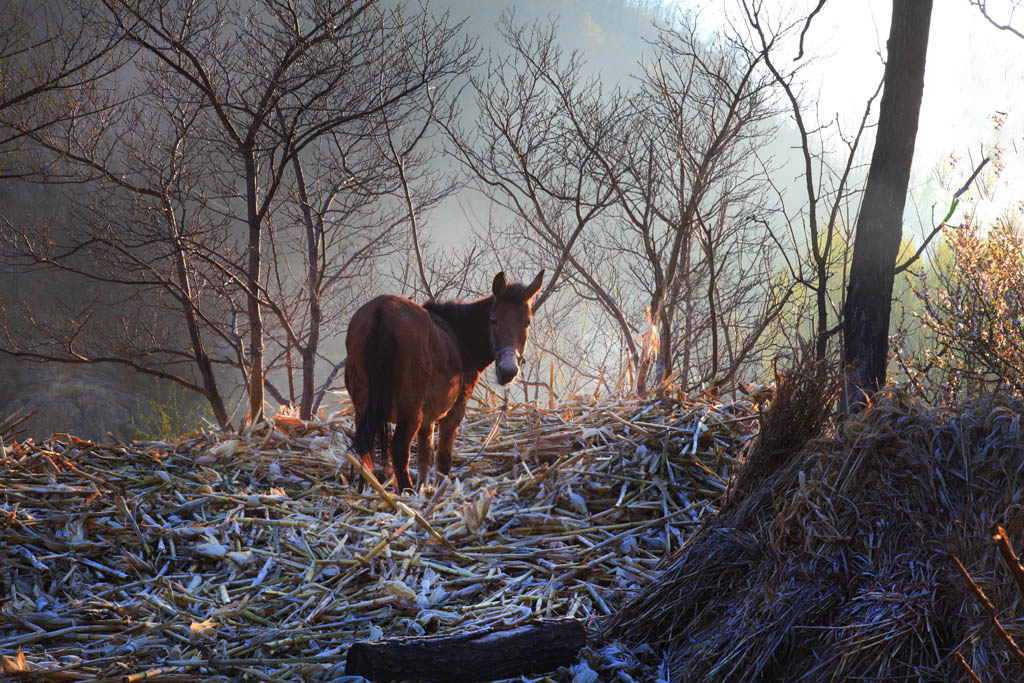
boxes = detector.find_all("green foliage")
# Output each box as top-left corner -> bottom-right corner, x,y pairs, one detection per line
129,380 -> 213,441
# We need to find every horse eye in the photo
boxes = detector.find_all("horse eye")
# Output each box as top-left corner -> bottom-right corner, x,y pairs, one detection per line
524,319 -> 530,328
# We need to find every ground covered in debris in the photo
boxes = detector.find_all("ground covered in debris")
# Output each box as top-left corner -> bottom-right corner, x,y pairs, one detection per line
0,390 -> 760,681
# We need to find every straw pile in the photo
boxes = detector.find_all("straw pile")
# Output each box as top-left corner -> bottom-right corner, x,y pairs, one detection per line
606,370 -> 1024,682
0,388 -> 761,681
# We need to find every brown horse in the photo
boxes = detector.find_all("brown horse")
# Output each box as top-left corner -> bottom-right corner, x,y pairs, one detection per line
345,271 -> 544,492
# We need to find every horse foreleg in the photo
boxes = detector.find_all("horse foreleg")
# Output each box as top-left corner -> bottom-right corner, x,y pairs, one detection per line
416,423 -> 435,490
391,418 -> 419,493
437,399 -> 468,477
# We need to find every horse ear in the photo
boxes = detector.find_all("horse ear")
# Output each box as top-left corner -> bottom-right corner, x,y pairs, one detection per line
525,270 -> 544,302
492,271 -> 507,297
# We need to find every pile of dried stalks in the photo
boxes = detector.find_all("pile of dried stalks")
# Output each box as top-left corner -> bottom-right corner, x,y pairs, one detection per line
0,389 -> 760,681
606,371 -> 1024,682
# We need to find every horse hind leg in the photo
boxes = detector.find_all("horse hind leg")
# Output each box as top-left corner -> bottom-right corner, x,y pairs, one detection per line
347,355 -> 389,487
349,405 -> 377,487
416,423 -> 435,490
391,416 -> 421,493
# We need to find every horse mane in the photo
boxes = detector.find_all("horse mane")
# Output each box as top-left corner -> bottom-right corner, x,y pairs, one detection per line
422,295 -> 492,325
423,283 -> 533,322
417,292 -> 493,327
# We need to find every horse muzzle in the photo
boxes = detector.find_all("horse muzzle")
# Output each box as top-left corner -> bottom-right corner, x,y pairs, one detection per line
495,346 -> 519,385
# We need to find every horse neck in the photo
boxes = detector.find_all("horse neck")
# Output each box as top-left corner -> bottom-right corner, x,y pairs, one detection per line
425,295 -> 496,374
458,296 -> 495,374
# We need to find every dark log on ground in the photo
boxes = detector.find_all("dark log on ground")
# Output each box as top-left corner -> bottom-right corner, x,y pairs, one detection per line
344,616 -> 587,682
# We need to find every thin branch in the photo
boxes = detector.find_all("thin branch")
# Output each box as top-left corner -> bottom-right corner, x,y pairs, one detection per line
796,0 -> 828,60
956,652 -> 983,683
994,526 -> 1024,598
952,552 -> 1024,668
894,156 -> 989,274
969,0 -> 1024,40
312,358 -> 347,416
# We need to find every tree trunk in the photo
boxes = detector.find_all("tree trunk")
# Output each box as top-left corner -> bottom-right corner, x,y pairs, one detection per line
815,241 -> 830,361
290,150 -> 320,420
842,0 -> 933,408
165,199 -> 230,428
243,144 -> 265,424
674,242 -> 691,385
702,214 -> 721,379
636,355 -> 651,395
172,244 -> 230,429
656,307 -> 672,385
344,617 -> 586,683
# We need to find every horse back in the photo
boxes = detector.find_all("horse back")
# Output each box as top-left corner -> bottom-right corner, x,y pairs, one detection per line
346,295 -> 462,422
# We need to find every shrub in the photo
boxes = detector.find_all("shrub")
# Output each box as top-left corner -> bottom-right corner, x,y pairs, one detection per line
910,221 -> 1024,399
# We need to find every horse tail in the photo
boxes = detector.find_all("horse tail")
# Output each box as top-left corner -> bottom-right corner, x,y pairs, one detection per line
352,306 -> 393,469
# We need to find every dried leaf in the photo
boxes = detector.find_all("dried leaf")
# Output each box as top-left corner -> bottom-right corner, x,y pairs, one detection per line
190,619 -> 218,639
210,439 -> 245,457
1,648 -> 29,673
381,579 -> 417,604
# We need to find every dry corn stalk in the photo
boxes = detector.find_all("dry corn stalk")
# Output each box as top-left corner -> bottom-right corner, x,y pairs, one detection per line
0,389 -> 760,680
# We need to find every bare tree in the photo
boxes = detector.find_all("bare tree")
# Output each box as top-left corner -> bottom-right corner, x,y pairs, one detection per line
744,2 -> 884,362
254,5 -> 475,419
1,0 -> 476,427
605,21 -> 782,390
447,12 -> 784,396
1,73 -> 239,427
94,0 -> 478,424
843,0 -> 933,406
0,0 -> 129,176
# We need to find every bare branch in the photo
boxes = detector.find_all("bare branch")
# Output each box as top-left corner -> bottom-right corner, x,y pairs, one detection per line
894,156 -> 989,274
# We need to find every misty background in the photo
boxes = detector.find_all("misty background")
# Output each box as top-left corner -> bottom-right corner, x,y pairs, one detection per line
1,0 -> 1021,441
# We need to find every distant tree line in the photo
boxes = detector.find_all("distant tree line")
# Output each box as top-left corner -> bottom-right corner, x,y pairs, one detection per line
0,0 -> 1018,433
1,0 -> 476,427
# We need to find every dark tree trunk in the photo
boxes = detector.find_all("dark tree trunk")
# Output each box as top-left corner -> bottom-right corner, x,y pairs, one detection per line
243,144 -> 265,424
815,245 -> 830,361
674,246 -> 690,384
656,307 -> 673,385
842,0 -> 933,408
289,150 -> 321,420
344,617 -> 586,683
171,239 -> 229,429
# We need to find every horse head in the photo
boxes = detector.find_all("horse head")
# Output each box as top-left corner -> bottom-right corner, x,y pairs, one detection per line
490,270 -> 544,385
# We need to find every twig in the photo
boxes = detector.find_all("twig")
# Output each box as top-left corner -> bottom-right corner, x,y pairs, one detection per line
795,0 -> 828,61
994,525 -> 1024,597
956,651 -> 983,683
895,156 -> 990,274
952,552 -> 1024,667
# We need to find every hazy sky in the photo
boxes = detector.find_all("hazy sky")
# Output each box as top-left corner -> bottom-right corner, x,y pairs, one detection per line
712,0 -> 1024,229
431,0 -> 1024,242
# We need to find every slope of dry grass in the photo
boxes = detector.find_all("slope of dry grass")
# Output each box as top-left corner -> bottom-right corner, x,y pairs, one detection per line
607,378 -> 1024,682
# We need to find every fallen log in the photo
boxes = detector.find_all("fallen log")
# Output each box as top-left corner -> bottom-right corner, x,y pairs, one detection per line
344,616 -> 587,682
